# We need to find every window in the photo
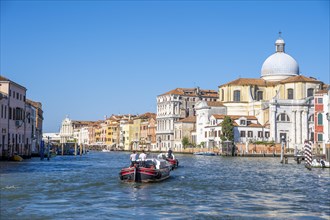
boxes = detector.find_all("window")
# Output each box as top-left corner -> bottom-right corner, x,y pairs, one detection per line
221,89 -> 224,101
318,98 -> 323,104
265,132 -> 270,138
318,113 -> 323,125
234,90 -> 241,102
240,131 -> 246,137
218,130 -> 221,137
258,131 -> 263,138
287,89 -> 294,99
317,133 -> 323,142
256,91 -> 263,101
248,131 -> 253,137
307,88 -> 314,97
240,120 -> 246,125
233,90 -> 240,102
277,113 -> 290,122
205,132 -> 207,138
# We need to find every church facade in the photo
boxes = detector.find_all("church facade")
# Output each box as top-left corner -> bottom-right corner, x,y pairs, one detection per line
218,35 -> 327,149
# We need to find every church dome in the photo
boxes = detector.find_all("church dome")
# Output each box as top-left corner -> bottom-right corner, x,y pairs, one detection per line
261,35 -> 299,81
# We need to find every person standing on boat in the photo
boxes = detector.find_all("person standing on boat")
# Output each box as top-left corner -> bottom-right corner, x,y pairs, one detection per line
130,151 -> 138,166
139,150 -> 147,167
167,148 -> 173,159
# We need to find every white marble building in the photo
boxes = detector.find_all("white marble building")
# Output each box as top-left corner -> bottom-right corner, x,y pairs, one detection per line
59,116 -> 74,144
195,100 -> 226,146
156,87 -> 218,151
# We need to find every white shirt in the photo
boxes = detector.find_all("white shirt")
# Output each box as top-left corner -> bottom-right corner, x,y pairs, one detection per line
139,153 -> 147,161
130,153 -> 137,162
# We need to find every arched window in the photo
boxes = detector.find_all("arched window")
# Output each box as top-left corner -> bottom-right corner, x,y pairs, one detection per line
277,113 -> 290,122
318,113 -> 323,125
307,88 -> 314,97
287,89 -> 294,99
233,90 -> 240,102
256,91 -> 263,101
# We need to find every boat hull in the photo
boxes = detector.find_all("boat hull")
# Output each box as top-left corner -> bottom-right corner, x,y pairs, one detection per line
166,158 -> 179,169
119,166 -> 170,183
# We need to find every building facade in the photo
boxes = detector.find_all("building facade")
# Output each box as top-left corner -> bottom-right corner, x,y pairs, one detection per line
314,88 -> 330,150
218,35 -> 326,149
156,87 -> 218,151
0,76 -> 42,159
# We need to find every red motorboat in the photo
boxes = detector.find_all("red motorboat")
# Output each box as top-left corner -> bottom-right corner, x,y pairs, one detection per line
158,153 -> 179,169
119,158 -> 171,183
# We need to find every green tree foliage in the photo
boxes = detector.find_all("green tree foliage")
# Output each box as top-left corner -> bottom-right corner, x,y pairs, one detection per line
182,136 -> 190,149
220,116 -> 234,142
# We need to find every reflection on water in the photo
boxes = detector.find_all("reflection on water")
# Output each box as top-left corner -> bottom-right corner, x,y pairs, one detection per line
1,152 -> 329,219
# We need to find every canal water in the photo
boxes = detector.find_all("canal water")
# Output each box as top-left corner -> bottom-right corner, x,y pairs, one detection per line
1,152 -> 329,219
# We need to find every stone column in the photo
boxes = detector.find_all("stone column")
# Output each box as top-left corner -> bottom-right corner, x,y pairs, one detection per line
270,106 -> 277,142
291,110 -> 296,145
296,110 -> 302,144
301,110 -> 308,143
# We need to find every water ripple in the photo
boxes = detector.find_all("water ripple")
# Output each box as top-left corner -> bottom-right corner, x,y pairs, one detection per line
1,152 -> 329,219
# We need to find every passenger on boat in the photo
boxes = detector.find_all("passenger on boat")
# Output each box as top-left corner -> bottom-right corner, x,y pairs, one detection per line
168,148 -> 173,159
130,151 -> 138,166
139,150 -> 147,166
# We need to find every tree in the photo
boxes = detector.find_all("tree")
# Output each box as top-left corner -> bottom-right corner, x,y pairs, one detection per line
220,116 -> 234,142
182,136 -> 190,149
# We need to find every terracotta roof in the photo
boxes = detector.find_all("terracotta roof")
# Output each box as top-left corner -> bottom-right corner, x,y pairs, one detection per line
207,101 -> 224,107
219,78 -> 278,87
212,114 -> 257,120
315,89 -> 329,94
0,76 -> 9,81
72,120 -> 100,126
280,75 -> 321,84
177,116 -> 196,123
0,75 -> 27,90
232,122 -> 239,126
26,99 -> 42,109
315,84 -> 329,94
219,75 -> 323,88
159,88 -> 218,97
247,123 -> 263,128
137,112 -> 156,119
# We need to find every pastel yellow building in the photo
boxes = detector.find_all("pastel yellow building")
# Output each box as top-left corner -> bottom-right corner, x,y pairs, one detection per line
218,35 -> 326,147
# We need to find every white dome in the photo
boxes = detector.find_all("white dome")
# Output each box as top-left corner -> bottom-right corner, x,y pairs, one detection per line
261,36 -> 299,81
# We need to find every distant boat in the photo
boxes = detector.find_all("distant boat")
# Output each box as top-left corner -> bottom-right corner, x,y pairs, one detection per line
12,154 -> 23,162
193,152 -> 216,156
101,149 -> 111,152
310,159 -> 330,168
157,153 -> 179,169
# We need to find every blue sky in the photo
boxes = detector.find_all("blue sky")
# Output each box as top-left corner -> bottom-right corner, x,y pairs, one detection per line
1,1 -> 329,132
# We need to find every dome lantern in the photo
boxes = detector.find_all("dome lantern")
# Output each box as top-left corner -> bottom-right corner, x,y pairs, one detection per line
275,32 -> 285,53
